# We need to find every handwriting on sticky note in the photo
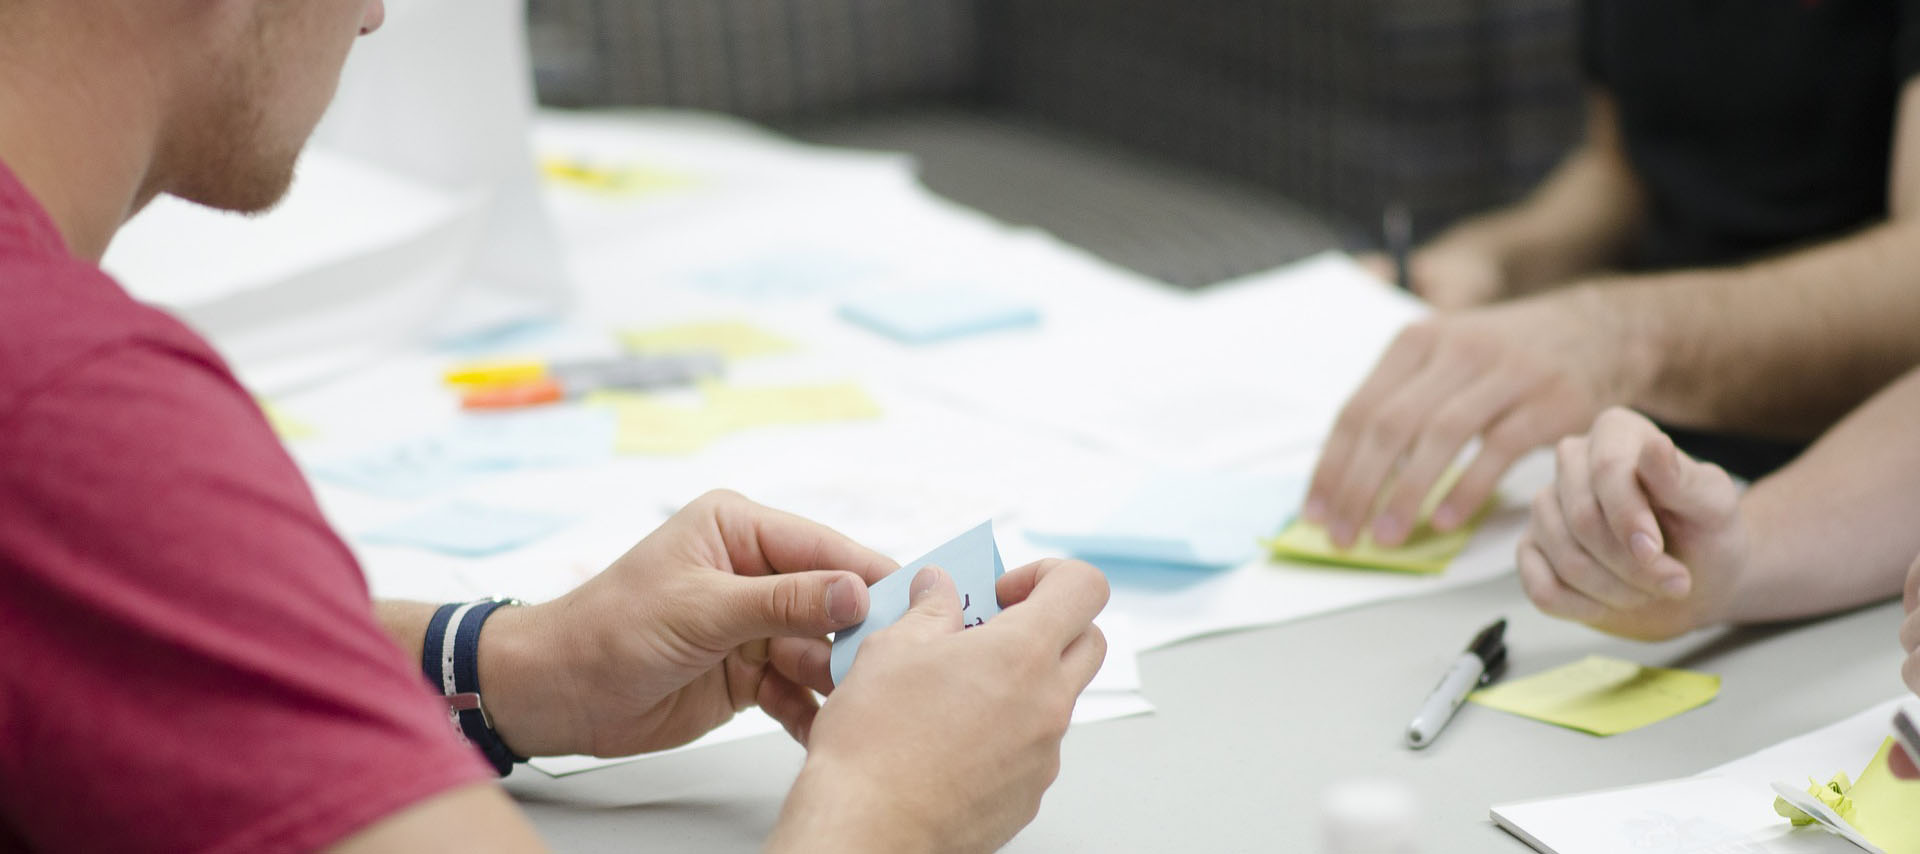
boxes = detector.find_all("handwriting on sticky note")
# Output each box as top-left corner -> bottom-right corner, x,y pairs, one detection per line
361,502 -> 574,558
617,321 -> 795,360
830,521 -> 1006,686
1468,655 -> 1719,736
1264,468 -> 1485,574
313,408 -> 617,498
1776,738 -> 1920,853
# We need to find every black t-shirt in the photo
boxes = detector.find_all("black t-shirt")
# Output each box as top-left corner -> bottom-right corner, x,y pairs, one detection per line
1584,1 -> 1920,479
1584,0 -> 1920,272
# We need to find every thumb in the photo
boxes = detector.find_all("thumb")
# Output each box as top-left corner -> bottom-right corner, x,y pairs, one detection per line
885,566 -> 964,641
1636,433 -> 1734,524
1353,252 -> 1395,284
710,570 -> 870,645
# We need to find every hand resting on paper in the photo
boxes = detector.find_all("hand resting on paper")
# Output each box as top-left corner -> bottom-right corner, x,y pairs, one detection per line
1304,287 -> 1632,554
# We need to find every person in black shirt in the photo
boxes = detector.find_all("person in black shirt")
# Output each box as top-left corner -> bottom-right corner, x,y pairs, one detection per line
1306,0 -> 1920,563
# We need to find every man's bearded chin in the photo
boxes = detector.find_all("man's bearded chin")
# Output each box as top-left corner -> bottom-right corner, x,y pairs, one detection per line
165,134 -> 303,216
159,74 -> 308,217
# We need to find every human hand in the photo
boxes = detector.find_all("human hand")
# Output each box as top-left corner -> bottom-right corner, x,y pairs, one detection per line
1304,285 -> 1647,550
1896,551 -> 1920,779
1517,408 -> 1749,641
766,559 -> 1109,854
476,489 -> 897,758
1354,239 -> 1508,311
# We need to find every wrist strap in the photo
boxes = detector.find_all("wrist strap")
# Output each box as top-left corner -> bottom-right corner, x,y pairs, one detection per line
423,599 -> 527,776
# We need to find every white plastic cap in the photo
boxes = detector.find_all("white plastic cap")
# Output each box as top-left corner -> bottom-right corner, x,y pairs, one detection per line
1321,778 -> 1421,854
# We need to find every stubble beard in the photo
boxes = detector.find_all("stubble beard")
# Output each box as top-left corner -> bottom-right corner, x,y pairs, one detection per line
162,7 -> 310,216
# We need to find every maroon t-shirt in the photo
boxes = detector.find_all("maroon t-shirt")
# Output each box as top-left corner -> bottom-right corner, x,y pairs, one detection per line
0,162 -> 491,851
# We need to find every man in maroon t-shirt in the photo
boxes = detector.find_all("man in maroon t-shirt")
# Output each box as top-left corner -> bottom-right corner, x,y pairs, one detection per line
0,2 -> 1109,852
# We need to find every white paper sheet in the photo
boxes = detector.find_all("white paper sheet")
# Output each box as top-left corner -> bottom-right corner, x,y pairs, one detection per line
1492,697 -> 1912,854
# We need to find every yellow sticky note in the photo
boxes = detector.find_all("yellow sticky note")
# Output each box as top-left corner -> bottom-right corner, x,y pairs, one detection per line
592,393 -> 734,456
591,383 -> 879,456
703,382 -> 882,429
1797,738 -> 1920,852
618,321 -> 795,360
258,400 -> 317,441
1467,655 -> 1719,736
1263,469 -> 1485,574
539,158 -> 699,195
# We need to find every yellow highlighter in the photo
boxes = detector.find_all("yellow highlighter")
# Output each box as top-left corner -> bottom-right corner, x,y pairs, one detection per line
442,355 -> 724,411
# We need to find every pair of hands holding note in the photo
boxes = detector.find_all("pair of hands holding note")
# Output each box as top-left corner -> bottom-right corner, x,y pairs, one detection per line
475,490 -> 1109,853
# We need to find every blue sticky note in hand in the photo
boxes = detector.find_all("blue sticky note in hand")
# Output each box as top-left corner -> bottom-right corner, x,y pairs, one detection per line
361,502 -> 574,557
840,287 -> 1040,344
830,521 -> 1007,686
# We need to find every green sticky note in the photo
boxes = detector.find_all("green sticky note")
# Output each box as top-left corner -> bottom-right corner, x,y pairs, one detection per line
1262,469 -> 1484,574
618,321 -> 795,360
1788,738 -> 1920,852
1467,655 -> 1719,736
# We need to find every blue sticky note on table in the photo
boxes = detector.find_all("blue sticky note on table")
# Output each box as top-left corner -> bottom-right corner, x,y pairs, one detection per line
444,407 -> 617,469
313,436 -> 487,499
1028,472 -> 1306,568
313,408 -> 616,499
361,502 -> 574,557
840,287 -> 1040,344
830,521 -> 1007,686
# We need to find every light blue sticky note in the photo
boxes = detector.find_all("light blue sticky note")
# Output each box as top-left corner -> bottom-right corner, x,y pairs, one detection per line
840,287 -> 1041,344
691,251 -> 880,299
830,521 -> 1006,686
313,408 -> 616,499
444,407 -> 618,469
1028,472 -> 1306,568
313,436 -> 489,499
361,502 -> 574,557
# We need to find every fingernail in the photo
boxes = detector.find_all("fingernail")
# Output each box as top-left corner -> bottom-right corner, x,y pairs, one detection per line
909,567 -> 943,603
1373,513 -> 1406,546
1304,498 -> 1328,524
1331,521 -> 1357,548
1630,532 -> 1660,565
1432,504 -> 1460,531
1661,573 -> 1691,597
826,577 -> 860,625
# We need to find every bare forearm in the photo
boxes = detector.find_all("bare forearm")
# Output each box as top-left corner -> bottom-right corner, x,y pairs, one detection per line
1720,366 -> 1920,622
1433,91 -> 1646,296
374,600 -> 440,664
1608,218 -> 1920,438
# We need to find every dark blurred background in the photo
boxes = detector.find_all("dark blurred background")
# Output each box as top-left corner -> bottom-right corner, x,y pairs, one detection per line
525,0 -> 1583,290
